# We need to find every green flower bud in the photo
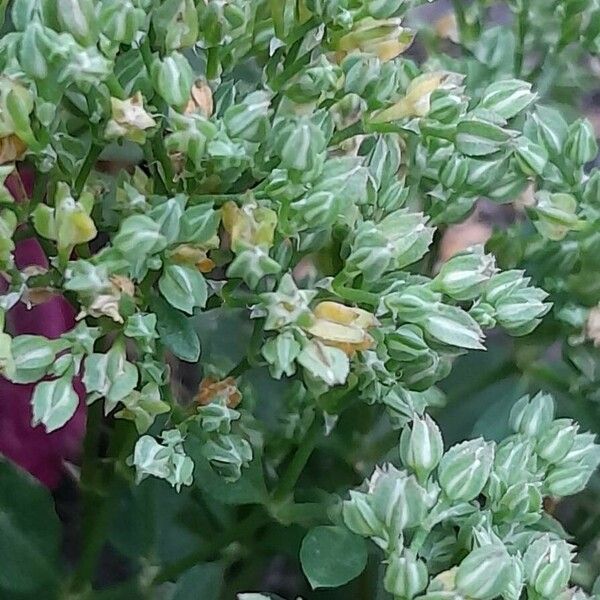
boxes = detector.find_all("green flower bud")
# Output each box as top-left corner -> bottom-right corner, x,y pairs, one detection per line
342,490 -> 384,539
18,21 -> 52,80
224,91 -> 271,142
290,190 -> 340,230
99,0 -> 146,45
514,136 -> 549,176
165,111 -> 218,170
561,432 -> 600,470
343,54 -> 381,97
531,105 -> 569,157
153,0 -> 198,51
365,134 -> 402,189
56,0 -> 97,46
285,56 -> 341,103
384,549 -> 428,599
438,438 -> 494,501
151,52 -> 194,110
495,482 -> 542,524
0,330 -> 15,380
469,301 -> 496,329
484,271 -> 549,336
532,191 -> 582,241
385,324 -> 429,362
544,461 -> 595,497
369,465 -> 429,539
494,435 -> 537,486
455,545 -> 512,600
523,536 -> 573,598
509,392 -> 554,438
566,119 -> 598,166
536,419 -> 578,464
262,331 -> 301,379
226,245 -> 282,289
399,414 -> 444,481
439,153 -> 469,190
432,245 -> 496,301
0,78 -> 34,139
272,117 -> 327,173
478,79 -> 535,120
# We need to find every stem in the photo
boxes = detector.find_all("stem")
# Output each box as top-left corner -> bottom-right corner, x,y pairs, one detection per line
105,74 -> 126,100
74,144 -> 102,197
70,413 -> 136,592
514,3 -> 528,76
271,414 -> 321,503
153,508 -> 268,584
331,121 -> 365,146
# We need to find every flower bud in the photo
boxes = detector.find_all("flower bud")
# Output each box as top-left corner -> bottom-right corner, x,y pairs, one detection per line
439,153 -> 469,190
224,91 -> 271,142
342,490 -> 384,538
0,330 -> 15,380
342,54 -> 381,96
151,52 -> 194,110
543,461 -> 595,497
514,136 -> 549,176
523,536 -> 573,598
469,301 -> 496,329
455,545 -> 512,600
337,17 -> 414,62
153,0 -> 198,51
272,117 -> 327,173
222,200 -> 277,252
384,549 -> 428,599
509,392 -> 554,438
566,118 -> 598,166
495,482 -> 542,524
226,245 -> 281,289
536,419 -> 578,464
385,324 -> 429,362
105,92 -> 156,144
494,435 -> 536,486
438,438 -> 494,501
99,0 -> 146,44
399,414 -> 444,481
561,432 -> 600,469
369,464 -> 429,538
433,245 -> 496,301
56,0 -> 97,46
532,191 -> 582,241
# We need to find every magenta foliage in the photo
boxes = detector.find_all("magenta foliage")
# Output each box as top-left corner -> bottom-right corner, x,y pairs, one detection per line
0,167 -> 86,488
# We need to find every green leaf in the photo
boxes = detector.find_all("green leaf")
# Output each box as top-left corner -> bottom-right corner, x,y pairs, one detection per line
159,264 -> 208,314
479,79 -> 535,120
152,297 -> 201,362
456,119 -> 512,157
31,376 -> 79,432
300,525 -> 368,589
0,461 -> 61,594
172,562 -> 224,600
9,335 -> 65,384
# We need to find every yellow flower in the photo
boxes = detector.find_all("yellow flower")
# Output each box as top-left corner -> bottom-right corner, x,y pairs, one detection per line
305,301 -> 378,356
105,92 -> 157,143
586,306 -> 600,347
195,376 -> 242,408
371,71 -> 463,122
0,134 -> 27,164
337,17 -> 414,62
222,200 -> 277,252
185,80 -> 213,118
169,244 -> 215,273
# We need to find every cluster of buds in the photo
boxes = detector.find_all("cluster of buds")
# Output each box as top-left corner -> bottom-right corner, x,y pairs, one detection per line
342,392 -> 599,599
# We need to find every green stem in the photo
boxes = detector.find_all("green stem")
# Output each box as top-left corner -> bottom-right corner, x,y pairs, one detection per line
271,414 -> 321,503
153,508 -> 268,583
74,144 -> 102,197
514,3 -> 528,76
70,414 -> 136,592
331,121 -> 365,146
105,74 -> 126,100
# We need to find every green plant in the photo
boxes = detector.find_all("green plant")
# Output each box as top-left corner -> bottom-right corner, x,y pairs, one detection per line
0,0 -> 599,598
